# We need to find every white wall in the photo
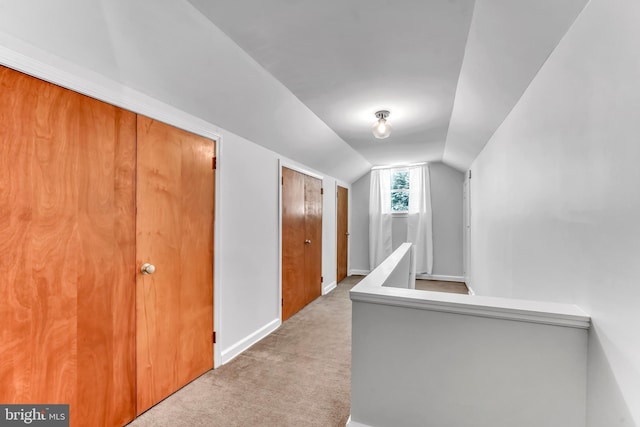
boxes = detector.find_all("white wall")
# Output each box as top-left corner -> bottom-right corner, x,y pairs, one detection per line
322,177 -> 338,292
220,149 -> 346,363
350,244 -> 590,427
218,133 -> 281,361
0,2 -> 348,368
430,163 -> 464,277
351,300 -> 588,427
350,163 -> 464,278
350,171 -> 370,274
469,0 -> 640,424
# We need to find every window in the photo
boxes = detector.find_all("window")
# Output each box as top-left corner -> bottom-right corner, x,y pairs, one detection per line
391,169 -> 409,212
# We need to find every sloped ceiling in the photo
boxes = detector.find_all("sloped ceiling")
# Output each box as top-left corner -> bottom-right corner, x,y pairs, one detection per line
0,0 -> 374,183
0,0 -> 588,182
443,0 -> 588,171
188,0 -> 475,168
190,0 -> 587,175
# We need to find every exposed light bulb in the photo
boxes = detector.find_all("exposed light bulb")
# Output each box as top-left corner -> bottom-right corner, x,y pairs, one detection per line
372,110 -> 392,139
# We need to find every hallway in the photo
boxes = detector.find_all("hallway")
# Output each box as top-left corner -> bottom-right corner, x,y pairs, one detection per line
128,275 -> 469,426
129,277 -> 361,427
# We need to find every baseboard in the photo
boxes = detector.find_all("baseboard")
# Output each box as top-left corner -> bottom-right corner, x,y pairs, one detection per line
349,269 -> 370,276
322,281 -> 337,295
220,318 -> 280,365
416,274 -> 465,282
346,415 -> 372,427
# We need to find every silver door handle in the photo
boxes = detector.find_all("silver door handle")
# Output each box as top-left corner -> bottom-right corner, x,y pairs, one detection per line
141,263 -> 156,275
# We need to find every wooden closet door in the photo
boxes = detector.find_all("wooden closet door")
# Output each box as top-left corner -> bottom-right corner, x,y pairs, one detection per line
136,116 -> 215,414
0,66 -> 137,427
337,185 -> 349,282
282,167 -> 322,321
304,174 -> 322,302
282,167 -> 306,321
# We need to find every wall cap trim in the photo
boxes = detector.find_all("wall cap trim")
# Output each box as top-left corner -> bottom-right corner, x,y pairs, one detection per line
351,286 -> 590,328
350,246 -> 590,330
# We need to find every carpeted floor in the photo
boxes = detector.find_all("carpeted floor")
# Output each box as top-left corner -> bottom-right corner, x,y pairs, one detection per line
128,276 -> 363,427
127,276 -> 466,427
415,279 -> 468,294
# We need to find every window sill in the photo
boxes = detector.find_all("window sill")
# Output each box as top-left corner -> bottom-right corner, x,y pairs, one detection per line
392,212 -> 408,218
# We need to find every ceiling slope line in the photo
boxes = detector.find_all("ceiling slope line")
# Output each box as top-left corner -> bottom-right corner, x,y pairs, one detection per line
440,0 -> 482,167
442,0 -> 590,172
469,0 -> 592,167
186,0 -> 373,183
189,0 -> 476,170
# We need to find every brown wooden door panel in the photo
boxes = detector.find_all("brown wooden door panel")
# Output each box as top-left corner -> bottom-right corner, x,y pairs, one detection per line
282,167 -> 307,321
76,100 -> 137,427
304,175 -> 323,302
136,116 -> 214,414
337,186 -> 349,282
177,132 -> 215,383
282,167 -> 322,321
0,66 -> 137,427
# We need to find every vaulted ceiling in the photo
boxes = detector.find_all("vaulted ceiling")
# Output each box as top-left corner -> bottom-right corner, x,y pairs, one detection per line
189,0 -> 587,176
0,0 -> 588,183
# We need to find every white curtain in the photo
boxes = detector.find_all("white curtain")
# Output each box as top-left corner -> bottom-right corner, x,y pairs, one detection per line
407,164 -> 433,274
369,169 -> 392,270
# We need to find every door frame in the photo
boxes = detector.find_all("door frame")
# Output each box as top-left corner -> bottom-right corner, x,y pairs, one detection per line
278,159 -> 324,323
212,137 -> 222,368
0,57 -> 225,425
0,50 -> 225,369
0,44 -> 225,368
463,170 -> 471,294
335,183 -> 350,283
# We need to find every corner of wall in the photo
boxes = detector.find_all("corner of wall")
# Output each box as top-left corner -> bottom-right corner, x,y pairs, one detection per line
323,281 -> 337,295
220,318 -> 281,365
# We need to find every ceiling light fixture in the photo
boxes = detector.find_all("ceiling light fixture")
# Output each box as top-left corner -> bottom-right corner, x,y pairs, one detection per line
372,110 -> 392,139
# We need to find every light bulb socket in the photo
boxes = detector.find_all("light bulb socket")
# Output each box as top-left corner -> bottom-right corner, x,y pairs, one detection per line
375,110 -> 390,120
372,110 -> 392,139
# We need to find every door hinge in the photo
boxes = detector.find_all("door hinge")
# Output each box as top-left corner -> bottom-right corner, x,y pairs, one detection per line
321,276 -> 324,283
281,298 -> 284,307
212,157 -> 217,170
282,176 -> 284,185
320,188 -> 324,195
468,170 -> 472,179
213,331 -> 216,344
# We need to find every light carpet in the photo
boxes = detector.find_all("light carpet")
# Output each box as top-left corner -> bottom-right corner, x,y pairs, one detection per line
128,276 -> 362,427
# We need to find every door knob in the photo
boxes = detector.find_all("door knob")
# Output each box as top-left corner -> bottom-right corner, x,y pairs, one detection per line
304,239 -> 311,245
141,263 -> 156,275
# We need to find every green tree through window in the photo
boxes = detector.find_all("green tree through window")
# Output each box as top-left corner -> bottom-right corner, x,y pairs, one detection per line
391,169 -> 409,212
